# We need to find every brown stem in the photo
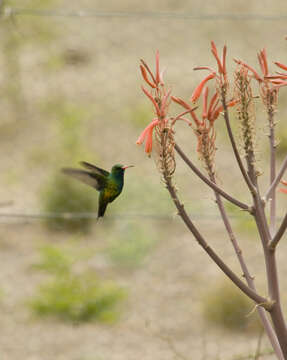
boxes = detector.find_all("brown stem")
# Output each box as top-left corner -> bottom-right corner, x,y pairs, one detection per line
244,130 -> 287,357
265,154 -> 287,202
174,143 -> 250,212
162,174 -> 269,307
270,212 -> 287,250
222,86 -> 286,358
252,192 -> 287,358
207,171 -> 254,284
208,168 -> 282,358
268,252 -> 287,359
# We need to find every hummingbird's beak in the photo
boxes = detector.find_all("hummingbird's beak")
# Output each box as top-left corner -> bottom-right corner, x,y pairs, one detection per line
122,165 -> 134,170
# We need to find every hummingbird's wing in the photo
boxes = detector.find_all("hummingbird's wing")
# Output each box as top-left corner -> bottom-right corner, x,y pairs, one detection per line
80,162 -> 110,177
61,168 -> 107,191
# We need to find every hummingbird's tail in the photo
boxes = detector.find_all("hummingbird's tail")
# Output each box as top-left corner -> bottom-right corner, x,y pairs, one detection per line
97,201 -> 108,218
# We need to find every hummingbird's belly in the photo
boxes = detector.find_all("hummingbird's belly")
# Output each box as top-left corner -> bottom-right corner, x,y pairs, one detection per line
103,184 -> 122,203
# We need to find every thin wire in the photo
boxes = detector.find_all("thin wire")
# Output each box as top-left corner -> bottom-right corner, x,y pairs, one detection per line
0,211 -> 284,221
4,8 -> 287,21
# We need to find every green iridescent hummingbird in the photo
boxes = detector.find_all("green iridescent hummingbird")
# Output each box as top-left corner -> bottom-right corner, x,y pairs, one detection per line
62,162 -> 134,218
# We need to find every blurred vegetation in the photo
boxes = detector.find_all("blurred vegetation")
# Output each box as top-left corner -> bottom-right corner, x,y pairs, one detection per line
30,274 -> 125,323
126,102 -> 152,129
44,99 -> 94,162
39,99 -> 99,233
106,223 -> 156,268
202,280 -> 261,332
0,0 -> 285,357
29,244 -> 126,323
224,202 -> 257,235
0,288 -> 4,302
3,0 -> 60,41
277,123 -> 287,159
32,244 -> 77,274
40,173 -> 97,233
0,0 -> 62,123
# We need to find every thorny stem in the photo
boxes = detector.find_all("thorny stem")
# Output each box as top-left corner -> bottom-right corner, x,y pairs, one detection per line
248,190 -> 286,359
270,212 -> 287,250
243,133 -> 284,341
215,196 -> 283,359
250,148 -> 287,358
174,143 -> 250,212
222,84 -> 287,359
203,145 -> 282,359
265,154 -> 287,202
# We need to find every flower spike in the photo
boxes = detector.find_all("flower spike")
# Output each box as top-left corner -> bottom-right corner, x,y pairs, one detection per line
137,51 -> 175,160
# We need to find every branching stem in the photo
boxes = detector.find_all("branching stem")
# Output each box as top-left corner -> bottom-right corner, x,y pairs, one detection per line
265,154 -> 287,202
222,84 -> 287,358
174,143 -> 250,212
160,135 -> 269,308
270,212 -> 287,250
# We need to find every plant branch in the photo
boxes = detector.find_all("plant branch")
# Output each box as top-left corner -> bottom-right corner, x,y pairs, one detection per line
174,143 -> 250,212
265,154 -> 287,202
162,176 -> 269,308
207,163 -> 282,359
221,81 -> 287,358
252,192 -> 287,358
270,212 -> 287,250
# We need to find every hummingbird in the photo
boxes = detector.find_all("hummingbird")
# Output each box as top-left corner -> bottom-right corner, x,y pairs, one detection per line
61,162 -> 134,218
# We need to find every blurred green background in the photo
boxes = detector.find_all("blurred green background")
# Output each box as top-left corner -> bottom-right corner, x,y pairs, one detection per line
0,0 -> 286,359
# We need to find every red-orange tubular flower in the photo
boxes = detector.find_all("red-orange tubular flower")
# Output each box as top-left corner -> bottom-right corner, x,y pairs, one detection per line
234,48 -> 269,82
173,86 -> 237,129
191,42 -> 228,103
211,40 -> 227,76
235,48 -> 287,89
137,51 -> 171,155
279,180 -> 287,194
136,119 -> 160,154
267,61 -> 287,88
191,73 -> 216,102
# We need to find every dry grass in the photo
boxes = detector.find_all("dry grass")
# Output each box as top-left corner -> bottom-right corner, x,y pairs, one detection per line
0,0 -> 286,359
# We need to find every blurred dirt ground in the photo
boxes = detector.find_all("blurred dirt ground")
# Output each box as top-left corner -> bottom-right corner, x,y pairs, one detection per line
0,0 -> 286,359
